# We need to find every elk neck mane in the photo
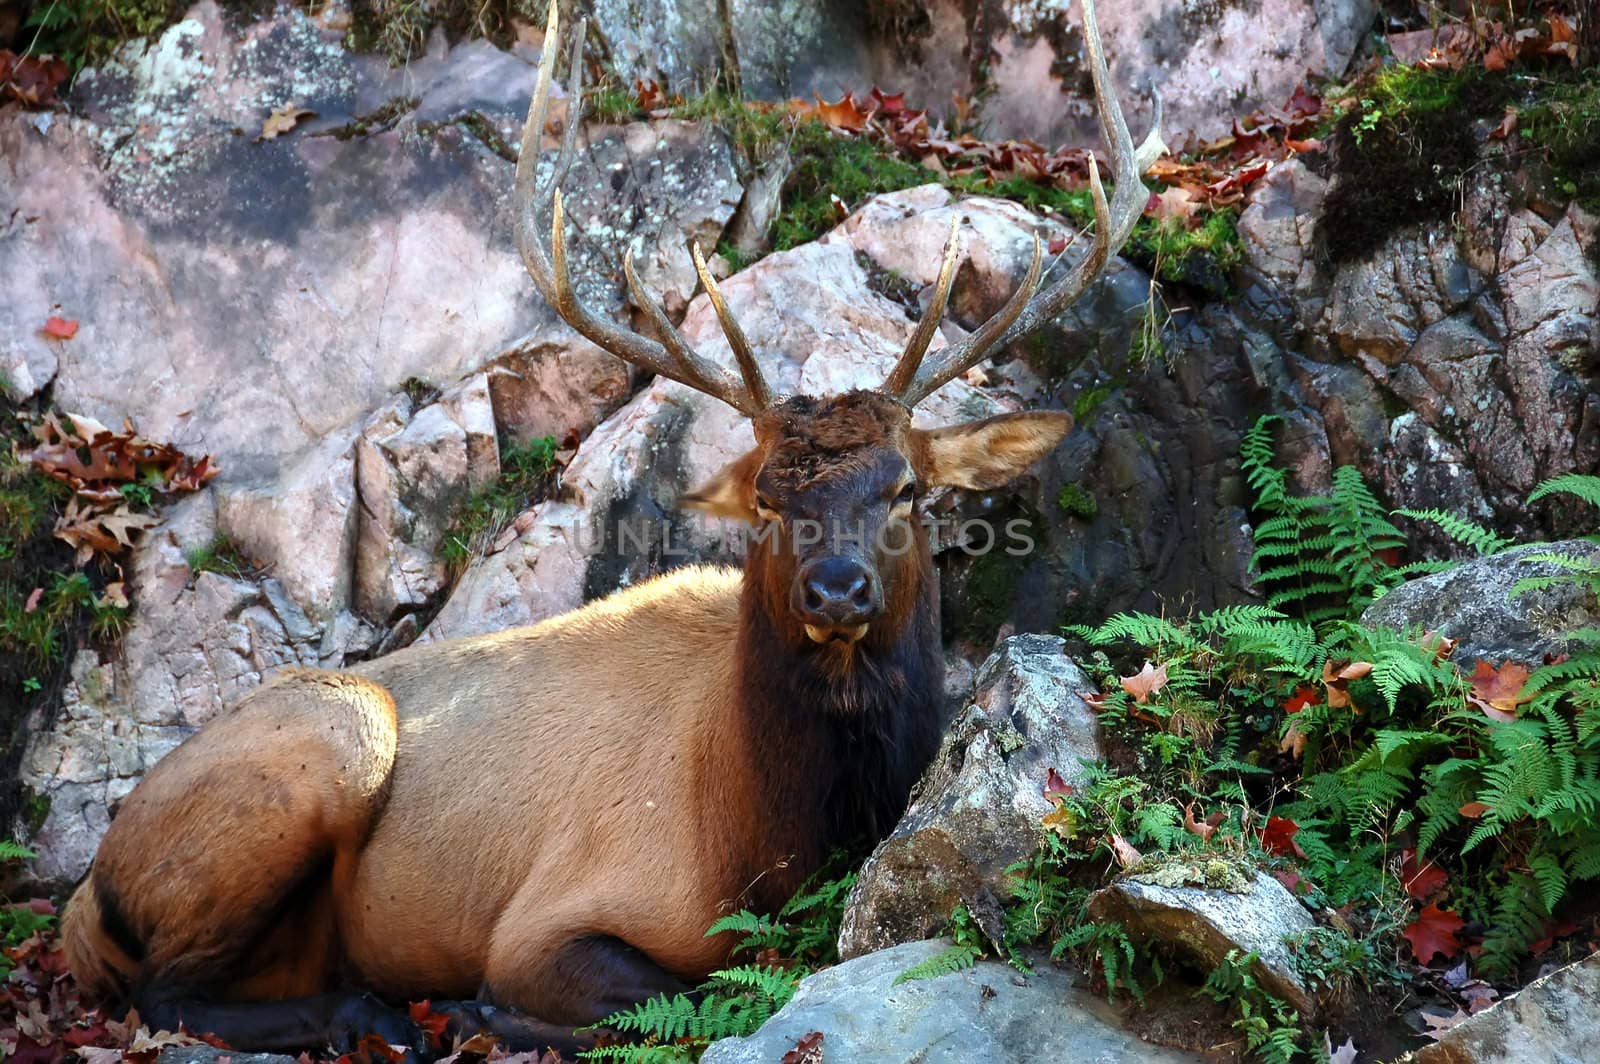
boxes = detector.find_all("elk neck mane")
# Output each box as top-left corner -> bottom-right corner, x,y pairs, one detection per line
730,512 -> 944,898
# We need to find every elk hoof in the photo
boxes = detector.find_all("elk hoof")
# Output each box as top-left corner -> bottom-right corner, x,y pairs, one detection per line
328,992 -> 429,1063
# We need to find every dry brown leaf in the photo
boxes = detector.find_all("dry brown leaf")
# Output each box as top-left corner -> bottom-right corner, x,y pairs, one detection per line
1120,660 -> 1170,704
1322,658 -> 1373,710
259,103 -> 316,140
1467,660 -> 1532,722
1108,833 -> 1143,868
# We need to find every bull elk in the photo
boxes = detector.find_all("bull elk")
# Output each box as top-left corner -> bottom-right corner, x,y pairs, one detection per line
61,0 -> 1157,1055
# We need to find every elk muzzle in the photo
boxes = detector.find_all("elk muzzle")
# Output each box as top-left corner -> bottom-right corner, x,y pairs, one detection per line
794,555 -> 880,643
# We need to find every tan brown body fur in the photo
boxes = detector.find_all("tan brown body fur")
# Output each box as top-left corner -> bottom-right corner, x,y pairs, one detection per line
66,566 -> 782,1023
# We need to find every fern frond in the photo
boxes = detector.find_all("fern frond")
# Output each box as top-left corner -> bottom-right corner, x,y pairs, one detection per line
893,943 -> 980,984
0,840 -> 36,861
1527,473 -> 1600,508
1394,509 -> 1513,555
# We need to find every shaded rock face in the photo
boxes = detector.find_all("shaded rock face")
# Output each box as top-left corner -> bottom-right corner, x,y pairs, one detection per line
1412,951 -> 1600,1064
1237,159 -> 1600,541
0,1 -> 736,483
1087,863 -> 1319,1018
700,938 -> 1204,1064
1362,540 -> 1600,668
594,0 -> 1376,146
837,634 -> 1101,959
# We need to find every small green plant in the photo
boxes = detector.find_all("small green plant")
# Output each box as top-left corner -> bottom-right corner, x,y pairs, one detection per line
1056,482 -> 1098,520
23,0 -> 186,70
1198,951 -> 1304,1064
582,862 -> 856,1062
894,904 -> 982,984
441,435 -> 559,572
184,533 -> 250,579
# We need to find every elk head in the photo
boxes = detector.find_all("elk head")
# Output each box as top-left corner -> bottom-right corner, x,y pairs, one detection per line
515,0 -> 1160,650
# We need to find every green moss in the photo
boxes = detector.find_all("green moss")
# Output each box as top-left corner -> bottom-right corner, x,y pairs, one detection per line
1072,386 -> 1112,423
1516,68 -> 1600,212
958,546 -> 1025,644
1056,482 -> 1098,520
770,128 -> 932,251
441,435 -> 558,571
1126,208 -> 1242,295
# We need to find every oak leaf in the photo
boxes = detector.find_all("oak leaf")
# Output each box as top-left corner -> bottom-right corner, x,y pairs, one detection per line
1400,848 -> 1447,900
1403,903 -> 1465,964
1322,658 -> 1373,710
1108,833 -> 1143,869
1120,660 -> 1169,704
1260,816 -> 1305,858
259,103 -> 316,141
782,1031 -> 825,1064
1467,660 -> 1531,722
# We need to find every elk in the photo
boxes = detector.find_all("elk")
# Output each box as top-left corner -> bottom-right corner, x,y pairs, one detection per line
61,0 -> 1156,1056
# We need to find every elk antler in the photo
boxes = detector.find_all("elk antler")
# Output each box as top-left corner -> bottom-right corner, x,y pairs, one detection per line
881,0 -> 1164,408
514,0 -> 774,416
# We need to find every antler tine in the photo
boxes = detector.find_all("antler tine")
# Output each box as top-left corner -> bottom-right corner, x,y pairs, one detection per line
513,0 -> 767,416
890,0 -> 1158,407
690,242 -> 774,411
882,214 -> 962,397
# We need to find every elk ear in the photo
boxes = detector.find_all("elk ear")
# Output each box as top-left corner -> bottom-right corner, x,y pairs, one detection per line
680,448 -> 763,520
914,410 -> 1072,490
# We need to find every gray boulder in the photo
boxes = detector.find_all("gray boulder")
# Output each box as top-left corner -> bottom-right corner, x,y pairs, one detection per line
1412,951 -> 1600,1064
1362,540 -> 1600,667
1087,861 -> 1320,1019
837,634 -> 1102,959
700,938 -> 1202,1064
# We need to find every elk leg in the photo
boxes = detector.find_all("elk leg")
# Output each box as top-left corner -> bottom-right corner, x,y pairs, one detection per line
428,999 -> 601,1056
479,933 -> 693,1042
138,990 -> 427,1061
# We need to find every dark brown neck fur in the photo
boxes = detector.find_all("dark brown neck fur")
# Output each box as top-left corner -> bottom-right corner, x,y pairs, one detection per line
732,527 -> 944,910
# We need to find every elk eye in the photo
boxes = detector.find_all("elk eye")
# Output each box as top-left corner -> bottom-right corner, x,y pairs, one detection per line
755,494 -> 780,518
894,483 -> 916,506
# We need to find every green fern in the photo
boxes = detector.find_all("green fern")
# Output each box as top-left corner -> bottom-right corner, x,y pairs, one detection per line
0,840 -> 35,861
1393,509 -> 1513,555
1526,473 -> 1600,509
892,943 -> 981,984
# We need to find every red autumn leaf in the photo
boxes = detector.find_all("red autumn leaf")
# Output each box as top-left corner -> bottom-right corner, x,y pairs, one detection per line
23,587 -> 43,613
1483,35 -> 1518,72
1404,904 -> 1466,964
782,1031 -> 825,1064
1043,767 -> 1072,802
1458,801 -> 1489,819
43,316 -> 78,339
1488,106 -> 1518,141
1284,684 -> 1321,714
1274,869 -> 1308,895
407,1000 -> 450,1045
634,78 -> 665,110
1400,848 -> 1448,900
1260,816 -> 1306,858
868,86 -> 906,114
814,91 -> 871,133
1467,660 -> 1532,722
1047,233 -> 1069,255
1120,660 -> 1169,704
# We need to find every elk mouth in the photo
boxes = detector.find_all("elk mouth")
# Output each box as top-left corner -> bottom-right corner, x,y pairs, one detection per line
804,623 -> 870,646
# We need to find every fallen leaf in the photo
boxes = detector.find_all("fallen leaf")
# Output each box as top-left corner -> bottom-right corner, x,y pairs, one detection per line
1183,803 -> 1222,842
1400,848 -> 1448,900
97,581 -> 130,610
1461,982 -> 1500,1013
1487,107 -> 1518,141
813,91 -> 871,133
23,587 -> 43,613
1041,802 -> 1076,839
259,103 -> 316,141
43,316 -> 79,339
1260,815 -> 1306,858
781,1031 -> 824,1064
407,1001 -> 450,1045
1284,684 -> 1321,714
1420,629 -> 1459,661
1274,869 -> 1308,895
1043,767 -> 1073,802
1458,801 -> 1489,819
1108,833 -> 1143,869
1419,1003 -> 1468,1038
1279,720 -> 1308,759
1322,658 -> 1373,710
1325,1034 -> 1358,1064
1467,660 -> 1531,722
1120,660 -> 1170,704
1404,903 -> 1466,965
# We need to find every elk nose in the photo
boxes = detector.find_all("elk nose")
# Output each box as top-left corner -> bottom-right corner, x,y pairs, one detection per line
799,557 -> 877,626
